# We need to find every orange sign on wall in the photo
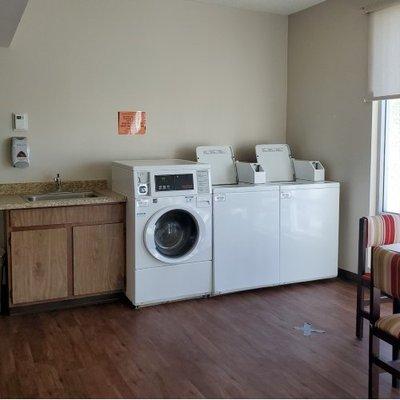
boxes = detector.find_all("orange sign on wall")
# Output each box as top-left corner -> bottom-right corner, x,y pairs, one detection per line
118,111 -> 147,135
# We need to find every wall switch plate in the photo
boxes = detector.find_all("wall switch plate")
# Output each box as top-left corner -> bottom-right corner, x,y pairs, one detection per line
13,113 -> 28,131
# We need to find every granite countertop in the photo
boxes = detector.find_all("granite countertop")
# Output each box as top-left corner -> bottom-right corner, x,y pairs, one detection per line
0,180 -> 126,211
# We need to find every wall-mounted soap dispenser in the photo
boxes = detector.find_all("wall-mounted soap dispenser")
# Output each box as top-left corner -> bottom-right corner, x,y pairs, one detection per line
11,137 -> 30,168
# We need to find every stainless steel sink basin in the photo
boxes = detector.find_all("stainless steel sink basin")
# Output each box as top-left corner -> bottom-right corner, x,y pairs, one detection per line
23,191 -> 101,202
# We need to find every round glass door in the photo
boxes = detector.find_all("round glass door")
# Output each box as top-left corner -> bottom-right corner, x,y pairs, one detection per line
153,210 -> 199,258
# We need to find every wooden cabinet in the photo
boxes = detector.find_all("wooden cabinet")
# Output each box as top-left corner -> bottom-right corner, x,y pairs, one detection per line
6,203 -> 125,310
9,204 -> 124,228
11,228 -> 68,304
73,223 -> 125,295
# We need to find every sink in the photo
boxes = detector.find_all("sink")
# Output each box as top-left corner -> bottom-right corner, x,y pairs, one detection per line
23,191 -> 101,202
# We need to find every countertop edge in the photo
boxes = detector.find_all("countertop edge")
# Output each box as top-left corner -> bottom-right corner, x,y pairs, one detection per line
0,190 -> 127,211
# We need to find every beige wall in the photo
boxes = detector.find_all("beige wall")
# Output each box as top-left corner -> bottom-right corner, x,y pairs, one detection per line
287,0 -> 373,273
0,0 -> 288,184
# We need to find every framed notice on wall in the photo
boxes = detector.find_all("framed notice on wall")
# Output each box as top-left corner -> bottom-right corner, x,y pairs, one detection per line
118,111 -> 147,135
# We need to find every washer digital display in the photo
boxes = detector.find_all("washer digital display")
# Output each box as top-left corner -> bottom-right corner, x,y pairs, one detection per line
155,174 -> 194,191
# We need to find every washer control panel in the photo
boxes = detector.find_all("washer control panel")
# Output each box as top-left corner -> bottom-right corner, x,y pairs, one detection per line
138,184 -> 148,195
136,171 -> 150,196
154,174 -> 194,192
134,168 -> 211,197
196,170 -> 210,194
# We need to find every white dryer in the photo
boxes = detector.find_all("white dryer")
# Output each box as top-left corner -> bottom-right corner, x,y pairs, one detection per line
112,159 -> 212,306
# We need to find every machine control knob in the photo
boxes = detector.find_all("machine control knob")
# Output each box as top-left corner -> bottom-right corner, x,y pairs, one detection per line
138,184 -> 148,195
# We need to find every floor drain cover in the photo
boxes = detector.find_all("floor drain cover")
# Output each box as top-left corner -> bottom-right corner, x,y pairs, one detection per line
295,322 -> 326,336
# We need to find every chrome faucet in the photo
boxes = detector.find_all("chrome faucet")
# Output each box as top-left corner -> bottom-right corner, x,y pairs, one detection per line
54,173 -> 62,192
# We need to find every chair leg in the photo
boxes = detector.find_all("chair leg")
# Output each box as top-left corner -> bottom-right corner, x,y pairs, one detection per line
356,284 -> 364,339
392,345 -> 399,389
369,327 -> 380,399
393,298 -> 400,314
392,299 -> 400,389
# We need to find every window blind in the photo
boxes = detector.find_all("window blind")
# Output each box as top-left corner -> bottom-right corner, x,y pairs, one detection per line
369,2 -> 400,99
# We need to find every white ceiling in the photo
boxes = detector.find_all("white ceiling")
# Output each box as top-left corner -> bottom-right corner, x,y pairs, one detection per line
0,0 -> 28,47
191,0 -> 326,15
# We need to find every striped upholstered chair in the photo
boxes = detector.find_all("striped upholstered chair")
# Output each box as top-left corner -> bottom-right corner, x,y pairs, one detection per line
369,243 -> 400,398
356,214 -> 400,340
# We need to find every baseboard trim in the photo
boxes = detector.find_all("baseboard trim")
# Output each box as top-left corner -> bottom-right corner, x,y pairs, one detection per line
338,268 -> 358,283
8,292 -> 126,315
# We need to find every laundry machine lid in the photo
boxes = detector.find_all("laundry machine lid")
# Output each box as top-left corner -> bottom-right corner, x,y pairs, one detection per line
255,144 -> 295,182
144,206 -> 206,264
196,145 -> 237,186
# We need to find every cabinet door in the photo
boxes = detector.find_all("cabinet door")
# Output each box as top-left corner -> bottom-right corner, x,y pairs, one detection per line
213,188 -> 280,294
11,228 -> 68,304
73,223 -> 125,296
280,187 -> 339,284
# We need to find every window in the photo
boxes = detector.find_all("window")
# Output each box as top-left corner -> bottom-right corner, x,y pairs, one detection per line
381,99 -> 400,213
369,4 -> 400,214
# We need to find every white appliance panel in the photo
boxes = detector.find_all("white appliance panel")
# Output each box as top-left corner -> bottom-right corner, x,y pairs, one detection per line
196,145 -> 237,185
213,188 -> 280,294
280,186 -> 339,284
255,144 -> 294,182
135,261 -> 212,306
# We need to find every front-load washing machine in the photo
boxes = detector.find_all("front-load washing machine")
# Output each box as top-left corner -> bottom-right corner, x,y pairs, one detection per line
112,159 -> 212,306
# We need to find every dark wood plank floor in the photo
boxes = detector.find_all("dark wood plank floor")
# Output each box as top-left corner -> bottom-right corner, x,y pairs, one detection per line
0,279 -> 399,398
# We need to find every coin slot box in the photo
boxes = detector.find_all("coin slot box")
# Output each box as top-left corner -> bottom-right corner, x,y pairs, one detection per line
236,162 -> 266,184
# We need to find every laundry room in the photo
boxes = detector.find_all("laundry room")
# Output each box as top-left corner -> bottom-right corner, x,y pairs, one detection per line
0,0 -> 399,399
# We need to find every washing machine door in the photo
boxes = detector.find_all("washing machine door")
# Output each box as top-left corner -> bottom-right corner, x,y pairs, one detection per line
144,206 -> 206,264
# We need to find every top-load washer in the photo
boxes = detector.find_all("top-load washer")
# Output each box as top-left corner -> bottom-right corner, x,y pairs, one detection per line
112,159 -> 212,306
197,144 -> 340,295
196,146 -> 280,295
278,180 -> 340,284
254,144 -> 340,285
212,182 -> 280,294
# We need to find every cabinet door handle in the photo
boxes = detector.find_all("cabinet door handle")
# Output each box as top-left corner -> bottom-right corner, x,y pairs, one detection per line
281,192 -> 292,199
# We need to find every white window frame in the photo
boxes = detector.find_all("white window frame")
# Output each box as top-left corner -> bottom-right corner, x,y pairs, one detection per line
376,100 -> 386,213
376,99 -> 400,214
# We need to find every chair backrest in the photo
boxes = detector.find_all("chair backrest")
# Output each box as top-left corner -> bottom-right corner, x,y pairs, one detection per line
358,214 -> 400,276
366,214 -> 400,247
372,245 -> 400,299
